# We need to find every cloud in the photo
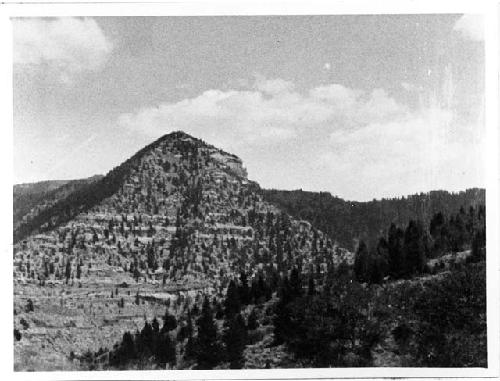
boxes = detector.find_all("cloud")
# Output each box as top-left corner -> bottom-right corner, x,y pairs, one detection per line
253,77 -> 295,95
401,82 -> 420,92
118,77 -> 407,148
118,76 -> 484,200
322,106 -> 484,200
13,17 -> 113,83
453,14 -> 484,41
323,62 -> 331,70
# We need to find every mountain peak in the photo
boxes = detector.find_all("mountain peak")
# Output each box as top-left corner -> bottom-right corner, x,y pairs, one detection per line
13,131 -> 249,241
161,130 -> 196,141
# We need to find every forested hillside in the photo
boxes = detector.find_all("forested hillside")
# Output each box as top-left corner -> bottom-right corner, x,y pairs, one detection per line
13,176 -> 103,238
262,188 -> 485,250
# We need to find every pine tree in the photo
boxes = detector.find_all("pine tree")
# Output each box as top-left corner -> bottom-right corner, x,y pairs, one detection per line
404,220 -> 427,275
273,276 -> 292,344
76,263 -> 81,279
215,301 -> 224,320
247,308 -> 259,330
370,237 -> 389,284
238,272 -> 250,305
156,333 -> 176,368
289,267 -> 302,298
110,331 -> 136,367
194,296 -> 222,369
65,261 -> 71,284
388,223 -> 406,279
470,231 -> 485,263
223,313 -> 248,369
429,212 -> 448,255
162,309 -> 178,332
138,321 -> 154,357
152,317 -> 160,334
354,240 -> 371,283
135,291 -> 140,305
308,274 -> 316,296
224,280 -> 241,316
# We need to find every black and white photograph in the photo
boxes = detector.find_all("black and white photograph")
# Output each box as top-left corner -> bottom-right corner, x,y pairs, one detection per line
2,1 -> 499,378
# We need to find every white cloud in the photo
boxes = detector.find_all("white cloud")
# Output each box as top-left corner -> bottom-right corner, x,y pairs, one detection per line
118,78 -> 406,148
323,62 -> 331,70
453,14 -> 484,41
13,17 -> 113,83
401,82 -> 420,92
253,77 -> 295,95
323,106 -> 484,200
118,76 -> 484,200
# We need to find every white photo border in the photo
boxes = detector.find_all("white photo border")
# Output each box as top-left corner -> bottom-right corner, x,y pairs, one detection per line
0,0 -> 498,379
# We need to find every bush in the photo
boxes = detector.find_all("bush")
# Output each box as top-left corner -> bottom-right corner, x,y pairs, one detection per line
392,323 -> 413,347
25,299 -> 34,313
279,280 -> 381,367
411,264 -> 486,367
20,318 -> 29,330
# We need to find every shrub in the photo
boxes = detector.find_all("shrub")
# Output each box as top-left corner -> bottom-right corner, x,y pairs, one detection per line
20,318 -> 29,330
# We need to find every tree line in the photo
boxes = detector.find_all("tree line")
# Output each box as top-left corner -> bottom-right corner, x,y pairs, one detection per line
263,188 -> 485,250
353,205 -> 485,284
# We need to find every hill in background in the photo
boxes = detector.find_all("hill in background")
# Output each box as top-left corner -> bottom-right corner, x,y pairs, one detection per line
263,188 -> 485,250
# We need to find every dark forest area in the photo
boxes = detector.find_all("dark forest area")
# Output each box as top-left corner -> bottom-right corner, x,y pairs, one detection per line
263,188 -> 485,250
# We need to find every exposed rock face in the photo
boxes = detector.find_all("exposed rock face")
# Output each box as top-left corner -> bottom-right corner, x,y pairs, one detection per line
13,131 -> 350,370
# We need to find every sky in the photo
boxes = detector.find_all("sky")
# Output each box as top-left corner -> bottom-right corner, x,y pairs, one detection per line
12,15 -> 485,201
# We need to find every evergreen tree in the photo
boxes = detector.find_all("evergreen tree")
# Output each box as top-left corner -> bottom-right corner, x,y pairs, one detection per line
152,317 -> 160,334
238,271 -> 250,305
224,280 -> 241,316
354,240 -> 371,283
156,333 -> 176,368
65,261 -> 71,283
289,267 -> 302,298
110,331 -> 136,367
307,274 -> 316,296
470,231 -> 485,263
76,263 -> 81,279
162,309 -> 178,332
429,212 -> 448,255
139,321 -> 154,355
223,313 -> 248,369
388,223 -> 406,278
194,296 -> 222,369
247,308 -> 259,330
135,291 -> 140,305
404,220 -> 427,275
273,276 -> 292,344
370,237 -> 389,284
215,301 -> 224,320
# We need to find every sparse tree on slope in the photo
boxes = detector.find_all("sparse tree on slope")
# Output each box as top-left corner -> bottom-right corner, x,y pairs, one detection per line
194,296 -> 222,369
223,312 -> 248,369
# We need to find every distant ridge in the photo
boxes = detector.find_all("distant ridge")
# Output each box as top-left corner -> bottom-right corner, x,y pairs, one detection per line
13,175 -> 104,234
263,187 -> 485,250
